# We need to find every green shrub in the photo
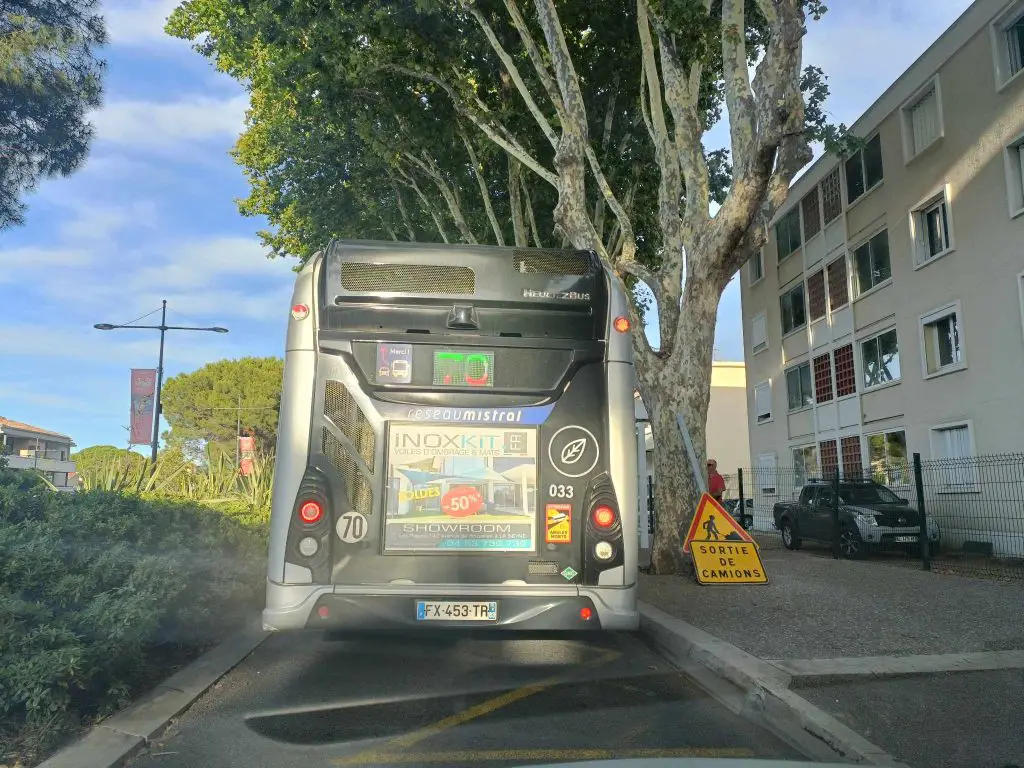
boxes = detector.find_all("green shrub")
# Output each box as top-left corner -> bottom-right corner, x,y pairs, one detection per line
0,488 -> 267,759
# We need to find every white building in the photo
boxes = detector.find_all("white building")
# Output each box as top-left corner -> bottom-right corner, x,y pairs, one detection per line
0,417 -> 77,491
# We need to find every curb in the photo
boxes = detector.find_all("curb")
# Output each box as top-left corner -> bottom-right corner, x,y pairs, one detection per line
37,623 -> 269,768
638,601 -> 910,767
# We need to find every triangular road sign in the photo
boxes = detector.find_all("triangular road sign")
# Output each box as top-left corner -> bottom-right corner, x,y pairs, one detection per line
682,492 -> 756,553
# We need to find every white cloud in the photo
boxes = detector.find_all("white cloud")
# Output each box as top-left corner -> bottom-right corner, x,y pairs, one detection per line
90,94 -> 249,149
102,0 -> 183,46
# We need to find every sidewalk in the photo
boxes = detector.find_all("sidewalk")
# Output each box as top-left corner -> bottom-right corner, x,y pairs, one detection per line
639,548 -> 1024,768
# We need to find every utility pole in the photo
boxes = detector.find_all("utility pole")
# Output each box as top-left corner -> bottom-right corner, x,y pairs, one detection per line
94,300 -> 229,468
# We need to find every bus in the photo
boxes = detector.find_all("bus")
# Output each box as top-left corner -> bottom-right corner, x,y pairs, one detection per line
263,239 -> 639,631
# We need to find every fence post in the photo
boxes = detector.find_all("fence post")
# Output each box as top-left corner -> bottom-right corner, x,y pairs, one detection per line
831,469 -> 841,559
913,453 -> 931,572
737,468 -> 746,529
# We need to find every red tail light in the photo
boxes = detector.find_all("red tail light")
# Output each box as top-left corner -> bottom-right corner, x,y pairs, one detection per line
580,607 -> 593,621
591,505 -> 617,529
299,500 -> 323,524
291,304 -> 310,320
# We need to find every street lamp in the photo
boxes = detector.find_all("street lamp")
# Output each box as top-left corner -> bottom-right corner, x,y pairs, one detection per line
94,299 -> 229,464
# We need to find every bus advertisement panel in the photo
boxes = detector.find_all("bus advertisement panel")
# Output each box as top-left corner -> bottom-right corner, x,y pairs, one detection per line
384,424 -> 537,552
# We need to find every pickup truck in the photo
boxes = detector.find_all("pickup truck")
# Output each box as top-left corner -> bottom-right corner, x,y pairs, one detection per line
772,479 -> 940,558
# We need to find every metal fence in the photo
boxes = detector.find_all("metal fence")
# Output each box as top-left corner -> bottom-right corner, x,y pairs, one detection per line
720,452 -> 1024,580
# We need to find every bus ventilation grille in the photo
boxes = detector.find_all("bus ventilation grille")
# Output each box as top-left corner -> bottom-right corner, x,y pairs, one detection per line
341,262 -> 475,295
324,381 -> 375,471
513,249 -> 593,276
322,428 -> 373,514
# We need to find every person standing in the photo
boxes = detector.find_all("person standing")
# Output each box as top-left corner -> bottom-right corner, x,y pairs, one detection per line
707,459 -> 726,503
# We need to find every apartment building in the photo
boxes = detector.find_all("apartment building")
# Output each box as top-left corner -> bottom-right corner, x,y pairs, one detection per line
740,0 -> 1024,495
0,417 -> 77,490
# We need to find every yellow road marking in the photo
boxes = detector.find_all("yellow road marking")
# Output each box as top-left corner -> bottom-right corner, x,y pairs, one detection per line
334,747 -> 756,765
332,649 -> 620,766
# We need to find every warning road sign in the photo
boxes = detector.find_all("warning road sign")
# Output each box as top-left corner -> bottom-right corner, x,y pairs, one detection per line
690,540 -> 768,584
682,493 -> 756,553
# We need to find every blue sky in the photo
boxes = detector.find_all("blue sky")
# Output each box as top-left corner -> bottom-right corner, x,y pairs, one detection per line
0,0 -> 974,452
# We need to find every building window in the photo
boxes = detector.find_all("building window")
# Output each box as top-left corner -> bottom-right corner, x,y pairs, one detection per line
813,353 -> 834,403
853,229 -> 892,296
992,2 -> 1024,87
754,381 -> 772,424
821,167 -> 843,224
929,422 -> 979,492
756,453 -> 777,495
841,436 -> 863,479
749,249 -> 764,284
826,256 -> 849,311
861,328 -> 901,389
867,430 -> 908,486
911,188 -> 954,267
901,78 -> 942,159
920,301 -> 965,377
834,343 -> 856,397
785,362 -> 814,411
807,270 -> 827,321
1004,134 -> 1024,217
792,444 -> 819,486
775,208 -> 802,261
819,439 -> 838,480
780,283 -> 806,335
751,311 -> 768,354
845,134 -> 884,204
802,189 -> 821,240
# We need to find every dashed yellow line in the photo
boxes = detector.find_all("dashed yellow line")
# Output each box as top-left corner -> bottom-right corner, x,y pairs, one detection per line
331,649 -> 620,766
333,747 -> 756,765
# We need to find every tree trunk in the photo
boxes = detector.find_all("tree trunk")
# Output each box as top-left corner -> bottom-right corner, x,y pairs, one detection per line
643,276 -> 720,574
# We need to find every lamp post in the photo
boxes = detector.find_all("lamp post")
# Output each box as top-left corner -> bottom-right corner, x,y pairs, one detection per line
95,300 -> 228,464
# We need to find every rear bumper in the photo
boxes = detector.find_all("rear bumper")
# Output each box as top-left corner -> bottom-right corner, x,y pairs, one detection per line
262,582 -> 638,632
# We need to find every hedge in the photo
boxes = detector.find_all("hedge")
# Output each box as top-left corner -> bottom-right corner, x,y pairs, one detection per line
0,471 -> 266,762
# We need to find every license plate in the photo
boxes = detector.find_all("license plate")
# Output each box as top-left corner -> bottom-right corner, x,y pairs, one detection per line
894,535 -> 918,543
416,601 -> 498,622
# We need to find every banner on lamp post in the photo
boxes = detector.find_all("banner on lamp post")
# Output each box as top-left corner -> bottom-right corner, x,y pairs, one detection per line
238,435 -> 256,476
129,369 -> 157,446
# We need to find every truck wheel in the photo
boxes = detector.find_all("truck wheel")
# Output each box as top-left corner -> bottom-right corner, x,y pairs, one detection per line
838,526 -> 864,559
781,520 -> 801,550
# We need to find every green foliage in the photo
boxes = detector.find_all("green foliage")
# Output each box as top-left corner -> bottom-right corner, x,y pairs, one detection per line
1,1 -> 107,229
70,445 -> 148,487
159,357 -> 284,459
165,0 -> 837,267
0,486 -> 266,761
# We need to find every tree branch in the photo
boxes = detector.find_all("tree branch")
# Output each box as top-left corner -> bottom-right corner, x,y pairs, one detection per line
502,0 -> 566,121
388,173 -> 417,241
394,165 -> 451,243
520,174 -> 543,248
531,0 -> 599,250
721,0 -> 756,183
507,155 -> 527,247
403,151 -> 478,244
706,0 -> 812,285
460,129 -> 505,246
383,64 -> 558,187
460,0 -> 558,149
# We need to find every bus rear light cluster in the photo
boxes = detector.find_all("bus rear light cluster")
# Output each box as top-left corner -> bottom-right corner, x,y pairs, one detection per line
591,505 -> 617,530
594,541 -> 614,561
299,500 -> 323,524
298,536 -> 320,557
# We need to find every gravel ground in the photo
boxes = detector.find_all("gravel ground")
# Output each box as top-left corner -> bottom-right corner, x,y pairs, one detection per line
639,548 -> 1024,659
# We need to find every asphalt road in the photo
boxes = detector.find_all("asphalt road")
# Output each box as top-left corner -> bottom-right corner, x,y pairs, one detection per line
126,630 -> 804,768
